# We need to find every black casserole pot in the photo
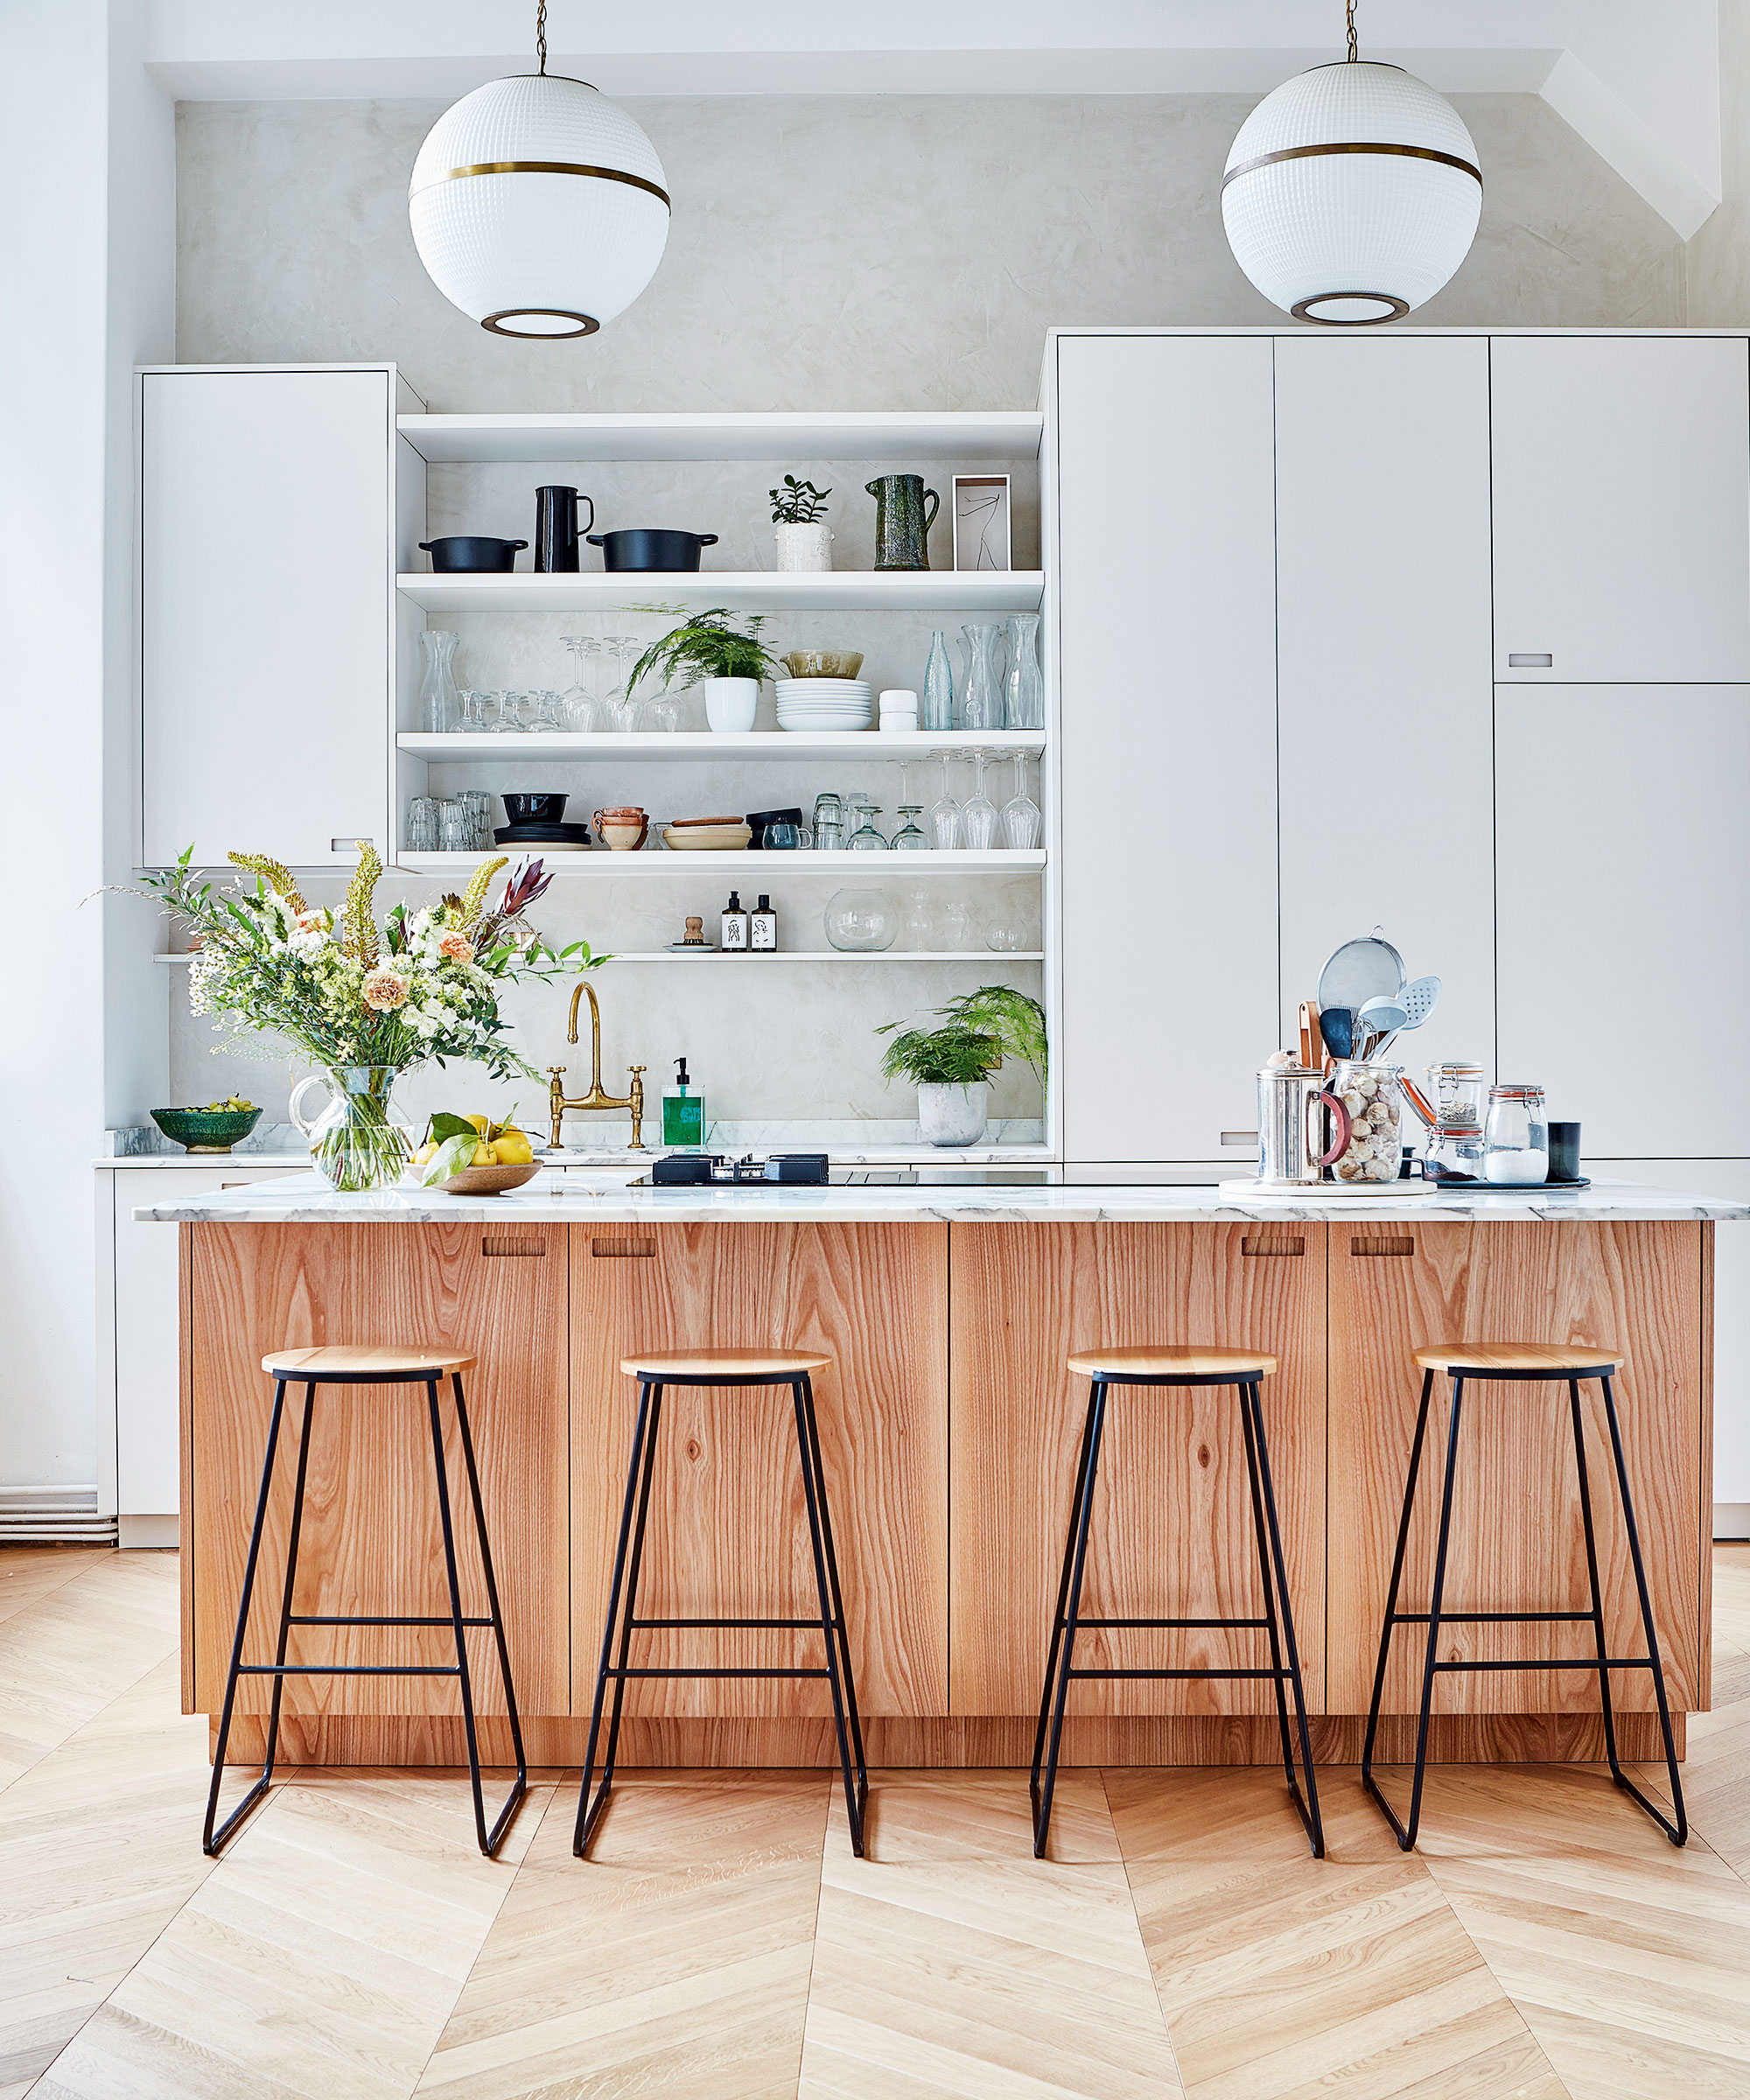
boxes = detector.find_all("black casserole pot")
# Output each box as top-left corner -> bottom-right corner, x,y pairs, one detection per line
587,528 -> 718,572
419,536 -> 527,572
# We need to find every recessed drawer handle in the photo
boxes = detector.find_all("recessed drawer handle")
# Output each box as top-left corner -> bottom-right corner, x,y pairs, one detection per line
1352,1236 -> 1415,1256
1221,1130 -> 1258,1147
592,1236 -> 654,1258
1507,654 -> 1552,668
1242,1236 -> 1304,1256
482,1236 -> 545,1256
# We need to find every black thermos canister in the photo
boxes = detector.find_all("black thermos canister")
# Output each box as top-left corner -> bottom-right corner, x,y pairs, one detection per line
533,486 -> 595,572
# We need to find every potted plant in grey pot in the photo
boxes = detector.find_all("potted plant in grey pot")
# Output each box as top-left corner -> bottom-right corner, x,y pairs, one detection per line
629,606 -> 780,732
770,474 -> 833,571
877,985 -> 1047,1147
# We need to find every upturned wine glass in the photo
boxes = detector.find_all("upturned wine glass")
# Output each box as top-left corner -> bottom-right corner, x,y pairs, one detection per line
926,751 -> 962,850
561,634 -> 600,732
1000,754 -> 1041,849
959,750 -> 998,850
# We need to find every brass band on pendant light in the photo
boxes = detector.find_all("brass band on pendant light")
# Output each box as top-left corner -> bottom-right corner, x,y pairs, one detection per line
409,0 -> 671,338
1221,0 -> 1482,326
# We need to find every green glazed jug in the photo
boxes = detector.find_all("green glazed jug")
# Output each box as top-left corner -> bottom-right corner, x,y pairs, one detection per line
865,472 -> 940,570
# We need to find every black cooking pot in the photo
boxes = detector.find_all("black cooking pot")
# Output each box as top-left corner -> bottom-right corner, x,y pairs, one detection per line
502,793 -> 569,827
587,528 -> 718,573
419,536 -> 527,573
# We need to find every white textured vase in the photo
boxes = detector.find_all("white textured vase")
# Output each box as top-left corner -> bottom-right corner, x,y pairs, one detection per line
704,676 -> 760,732
918,1081 -> 989,1148
774,521 -> 833,572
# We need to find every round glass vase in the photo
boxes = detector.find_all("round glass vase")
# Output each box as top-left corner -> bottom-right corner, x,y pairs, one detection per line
290,1066 -> 416,1193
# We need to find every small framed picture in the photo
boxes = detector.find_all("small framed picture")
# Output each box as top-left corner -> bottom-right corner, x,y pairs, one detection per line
953,474 -> 1011,571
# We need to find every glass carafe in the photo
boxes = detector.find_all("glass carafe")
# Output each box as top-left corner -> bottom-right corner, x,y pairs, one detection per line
959,623 -> 1004,731
921,629 -> 955,732
288,1066 -> 416,1193
1002,613 -> 1044,731
418,629 -> 460,733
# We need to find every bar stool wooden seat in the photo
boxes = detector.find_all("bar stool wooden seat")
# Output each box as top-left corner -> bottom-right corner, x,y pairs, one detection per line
576,1347 -> 867,1858
203,1344 -> 527,1859
1032,1344 -> 1323,1858
1362,1340 -> 1685,1852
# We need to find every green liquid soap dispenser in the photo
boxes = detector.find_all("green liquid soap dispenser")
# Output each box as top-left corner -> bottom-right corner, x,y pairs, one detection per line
663,1057 -> 706,1149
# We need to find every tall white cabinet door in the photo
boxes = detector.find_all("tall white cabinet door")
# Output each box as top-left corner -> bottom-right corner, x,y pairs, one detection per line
141,368 -> 393,869
1491,337 -> 1750,685
1275,336 -> 1494,1074
1496,684 -> 1750,1156
1056,335 -> 1278,1161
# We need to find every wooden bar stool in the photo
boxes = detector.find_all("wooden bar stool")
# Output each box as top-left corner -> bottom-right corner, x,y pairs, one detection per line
204,1345 -> 527,1859
575,1348 -> 868,1858
1362,1342 -> 1686,1852
1032,1346 -> 1323,1858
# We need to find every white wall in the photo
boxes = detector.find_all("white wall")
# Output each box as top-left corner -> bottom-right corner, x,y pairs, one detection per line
0,0 -> 172,1489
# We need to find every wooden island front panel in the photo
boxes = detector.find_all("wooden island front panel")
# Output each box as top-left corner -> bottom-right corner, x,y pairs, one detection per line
181,1215 -> 1710,1767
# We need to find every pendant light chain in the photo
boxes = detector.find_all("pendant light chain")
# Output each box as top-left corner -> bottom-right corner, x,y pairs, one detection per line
1346,0 -> 1359,62
536,0 -> 548,76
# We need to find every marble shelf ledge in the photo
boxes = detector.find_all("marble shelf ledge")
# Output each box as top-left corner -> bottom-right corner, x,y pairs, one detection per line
133,1174 -> 1750,1228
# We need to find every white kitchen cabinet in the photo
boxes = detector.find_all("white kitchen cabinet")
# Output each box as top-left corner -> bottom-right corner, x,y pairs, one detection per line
1274,335 -> 1494,1074
1490,336 -> 1750,685
1496,684 -> 1750,1156
1054,334 -> 1279,1161
102,1164 -> 297,1539
140,364 -> 420,870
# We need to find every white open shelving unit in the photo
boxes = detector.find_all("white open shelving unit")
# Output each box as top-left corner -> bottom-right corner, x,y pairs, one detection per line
396,409 -> 1044,464
400,570 -> 1043,614
397,730 -> 1045,764
396,849 -> 1044,878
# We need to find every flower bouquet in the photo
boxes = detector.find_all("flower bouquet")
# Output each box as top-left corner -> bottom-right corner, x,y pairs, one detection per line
144,844 -> 599,1190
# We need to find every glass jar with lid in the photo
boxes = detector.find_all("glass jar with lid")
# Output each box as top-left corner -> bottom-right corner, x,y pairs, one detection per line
1424,1120 -> 1486,1182
1427,1061 -> 1486,1127
1483,1084 -> 1548,1184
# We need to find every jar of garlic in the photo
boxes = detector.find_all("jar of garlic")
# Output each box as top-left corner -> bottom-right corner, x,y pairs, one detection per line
1326,1060 -> 1403,1183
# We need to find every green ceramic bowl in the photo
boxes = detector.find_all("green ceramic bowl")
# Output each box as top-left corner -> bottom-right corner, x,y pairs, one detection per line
151,1106 -> 264,1154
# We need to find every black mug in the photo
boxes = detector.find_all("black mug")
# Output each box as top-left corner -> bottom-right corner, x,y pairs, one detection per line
533,486 -> 595,572
1547,1121 -> 1582,1182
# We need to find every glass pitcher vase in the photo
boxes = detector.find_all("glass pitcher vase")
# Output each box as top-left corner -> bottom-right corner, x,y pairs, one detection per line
1002,612 -> 1044,730
959,623 -> 1004,730
417,629 -> 461,734
289,1066 -> 416,1192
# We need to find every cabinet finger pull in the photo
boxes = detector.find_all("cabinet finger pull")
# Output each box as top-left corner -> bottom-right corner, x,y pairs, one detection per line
1351,1235 -> 1416,1256
482,1236 -> 546,1257
1242,1236 -> 1304,1256
1507,653 -> 1552,668
592,1236 -> 655,1258
1221,1130 -> 1259,1147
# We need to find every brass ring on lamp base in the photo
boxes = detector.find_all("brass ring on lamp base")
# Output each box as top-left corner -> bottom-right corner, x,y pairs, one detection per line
481,308 -> 601,339
1291,291 -> 1411,326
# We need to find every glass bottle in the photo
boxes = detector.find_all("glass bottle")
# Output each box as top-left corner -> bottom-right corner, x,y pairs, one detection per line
1484,1085 -> 1548,1184
1002,612 -> 1044,731
959,623 -> 1004,731
960,751 -> 998,850
1000,755 -> 1041,849
418,629 -> 461,733
921,629 -> 955,733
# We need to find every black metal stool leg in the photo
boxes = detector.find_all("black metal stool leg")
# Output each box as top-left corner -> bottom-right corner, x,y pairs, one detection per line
205,1377 -> 313,1855
1567,1377 -> 1625,1782
1237,1380 -> 1298,1790
1030,1390 -> 1098,1804
576,1379 -> 662,1857
1597,1375 -> 1688,1845
797,1376 -> 868,1821
1362,1368 -> 1437,1802
1241,1378 -> 1325,1858
792,1379 -> 867,1856
452,1371 -> 528,1850
1032,1379 -> 1110,1858
425,1375 -> 526,1858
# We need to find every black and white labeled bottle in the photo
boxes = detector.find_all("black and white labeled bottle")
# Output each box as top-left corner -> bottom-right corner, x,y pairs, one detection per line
750,893 -> 777,952
721,890 -> 751,950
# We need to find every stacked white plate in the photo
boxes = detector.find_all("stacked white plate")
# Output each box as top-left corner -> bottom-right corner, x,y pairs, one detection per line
774,676 -> 872,732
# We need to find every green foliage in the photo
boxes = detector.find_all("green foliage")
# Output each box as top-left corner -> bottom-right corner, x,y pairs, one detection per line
628,608 -> 781,693
877,1023 -> 1004,1088
875,984 -> 1048,1091
770,474 -> 831,523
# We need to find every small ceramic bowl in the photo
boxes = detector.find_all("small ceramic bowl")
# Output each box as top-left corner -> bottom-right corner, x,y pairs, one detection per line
780,650 -> 864,680
434,1163 -> 540,1195
151,1106 -> 263,1154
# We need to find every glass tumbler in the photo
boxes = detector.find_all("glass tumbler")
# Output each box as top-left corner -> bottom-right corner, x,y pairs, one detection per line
437,800 -> 472,853
406,796 -> 439,851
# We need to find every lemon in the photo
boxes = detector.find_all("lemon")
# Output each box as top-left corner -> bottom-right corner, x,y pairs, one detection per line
494,1132 -> 533,1166
414,1139 -> 438,1166
466,1114 -> 491,1135
472,1141 -> 495,1166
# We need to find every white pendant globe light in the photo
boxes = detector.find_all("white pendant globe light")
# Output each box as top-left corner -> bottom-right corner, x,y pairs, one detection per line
1222,0 -> 1480,326
409,0 -> 669,338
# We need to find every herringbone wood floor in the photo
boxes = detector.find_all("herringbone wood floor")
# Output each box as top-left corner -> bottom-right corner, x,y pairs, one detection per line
2,1545 -> 1748,2098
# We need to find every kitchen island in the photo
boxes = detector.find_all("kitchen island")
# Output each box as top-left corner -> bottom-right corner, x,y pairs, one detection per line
140,1174 -> 1746,1773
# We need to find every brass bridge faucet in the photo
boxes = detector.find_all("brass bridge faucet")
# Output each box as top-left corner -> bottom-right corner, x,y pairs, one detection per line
548,981 -> 646,1150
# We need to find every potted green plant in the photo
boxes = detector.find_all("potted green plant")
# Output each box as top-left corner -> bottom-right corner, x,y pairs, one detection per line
629,607 -> 781,732
770,474 -> 833,572
877,985 -> 1047,1147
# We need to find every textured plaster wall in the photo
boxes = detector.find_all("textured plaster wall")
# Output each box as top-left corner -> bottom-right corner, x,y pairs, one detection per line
177,91 -> 1686,412
168,88 -> 1686,1138
1687,0 -> 1750,324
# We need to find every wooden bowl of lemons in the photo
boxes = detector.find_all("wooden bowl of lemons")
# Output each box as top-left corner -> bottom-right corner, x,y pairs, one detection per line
413,1113 -> 540,1195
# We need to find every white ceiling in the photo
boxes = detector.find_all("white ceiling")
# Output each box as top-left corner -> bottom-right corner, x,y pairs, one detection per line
142,0 -> 1723,238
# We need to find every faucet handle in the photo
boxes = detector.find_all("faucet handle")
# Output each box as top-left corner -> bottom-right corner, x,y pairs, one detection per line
627,1063 -> 648,1076
546,1064 -> 567,1076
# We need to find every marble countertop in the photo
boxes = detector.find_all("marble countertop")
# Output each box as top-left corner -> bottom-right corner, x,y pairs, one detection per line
131,1172 -> 1750,1226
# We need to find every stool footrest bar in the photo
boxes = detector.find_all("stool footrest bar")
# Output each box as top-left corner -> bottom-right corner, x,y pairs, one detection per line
627,1615 -> 832,1630
236,1662 -> 462,1676
1390,1609 -> 1595,1625
604,1665 -> 833,1679
1432,1655 -> 1657,1672
1068,1614 -> 1270,1630
1068,1665 -> 1293,1680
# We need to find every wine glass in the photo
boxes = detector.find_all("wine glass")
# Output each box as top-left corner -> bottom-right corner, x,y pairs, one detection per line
960,750 -> 998,850
846,802 -> 888,850
926,751 -> 962,850
560,634 -> 599,732
892,805 -> 928,850
1001,754 -> 1041,850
